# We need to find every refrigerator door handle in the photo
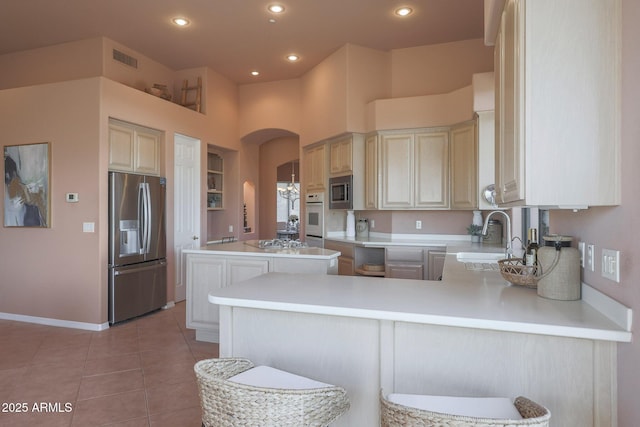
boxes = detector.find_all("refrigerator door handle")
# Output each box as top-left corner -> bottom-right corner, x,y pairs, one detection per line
113,260 -> 167,276
144,182 -> 152,254
138,183 -> 145,254
138,182 -> 152,255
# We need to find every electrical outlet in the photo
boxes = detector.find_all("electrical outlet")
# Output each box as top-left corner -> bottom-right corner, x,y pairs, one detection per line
602,249 -> 620,282
578,241 -> 585,268
587,244 -> 595,272
370,219 -> 375,229
228,225 -> 233,233
416,220 -> 422,230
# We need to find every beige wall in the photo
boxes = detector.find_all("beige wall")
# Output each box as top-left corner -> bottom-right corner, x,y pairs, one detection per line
301,45 -> 349,145
344,44 -> 391,133
238,79 -> 302,139
391,38 -> 495,98
0,79 -> 103,324
0,38 -> 103,90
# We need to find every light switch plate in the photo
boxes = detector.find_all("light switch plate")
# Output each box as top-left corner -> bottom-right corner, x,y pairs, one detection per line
587,244 -> 595,272
82,222 -> 95,233
602,249 -> 620,282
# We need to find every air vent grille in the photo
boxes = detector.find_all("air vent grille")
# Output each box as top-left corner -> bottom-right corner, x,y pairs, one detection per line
112,49 -> 138,69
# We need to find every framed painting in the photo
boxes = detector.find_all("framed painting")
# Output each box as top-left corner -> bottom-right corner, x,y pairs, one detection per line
4,142 -> 51,227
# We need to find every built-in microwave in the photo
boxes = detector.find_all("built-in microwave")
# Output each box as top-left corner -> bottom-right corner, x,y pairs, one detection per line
329,175 -> 352,210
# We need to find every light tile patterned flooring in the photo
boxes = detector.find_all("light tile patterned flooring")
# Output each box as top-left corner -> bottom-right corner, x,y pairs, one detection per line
0,302 -> 218,426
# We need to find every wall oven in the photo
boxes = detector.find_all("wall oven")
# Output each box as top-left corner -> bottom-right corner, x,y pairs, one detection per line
304,192 -> 324,247
329,175 -> 353,210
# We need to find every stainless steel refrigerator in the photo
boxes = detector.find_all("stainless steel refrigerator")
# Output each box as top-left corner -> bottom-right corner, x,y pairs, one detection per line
109,172 -> 167,324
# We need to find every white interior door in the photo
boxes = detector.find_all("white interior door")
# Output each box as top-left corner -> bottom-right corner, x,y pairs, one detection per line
174,134 -> 200,302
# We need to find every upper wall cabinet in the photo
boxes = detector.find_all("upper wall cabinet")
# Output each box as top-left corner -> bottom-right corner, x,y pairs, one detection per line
108,119 -> 162,176
303,143 -> 327,192
450,120 -> 478,210
367,128 -> 450,210
328,133 -> 366,209
494,0 -> 621,207
329,136 -> 356,176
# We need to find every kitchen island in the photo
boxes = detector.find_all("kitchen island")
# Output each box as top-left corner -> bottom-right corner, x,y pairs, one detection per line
184,240 -> 339,342
209,251 -> 631,427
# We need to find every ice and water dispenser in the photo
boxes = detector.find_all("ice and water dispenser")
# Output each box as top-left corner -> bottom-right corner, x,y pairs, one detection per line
119,219 -> 140,255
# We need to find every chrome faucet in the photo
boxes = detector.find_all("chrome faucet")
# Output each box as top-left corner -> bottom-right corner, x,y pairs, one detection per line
482,210 -> 513,258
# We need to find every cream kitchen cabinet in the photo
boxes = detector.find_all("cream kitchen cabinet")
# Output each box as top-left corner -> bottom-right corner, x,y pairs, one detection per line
450,120 -> 478,210
108,119 -> 161,176
376,129 -> 449,210
304,143 -> 326,192
326,133 -> 366,208
324,240 -> 355,276
186,255 -> 269,342
364,133 -> 379,209
426,248 -> 446,281
494,0 -> 621,207
385,247 -> 424,280
329,136 -> 353,176
185,248 -> 339,342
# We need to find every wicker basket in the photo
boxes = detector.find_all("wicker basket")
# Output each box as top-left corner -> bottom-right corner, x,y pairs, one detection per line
498,259 -> 539,288
194,358 -> 350,427
380,392 -> 550,427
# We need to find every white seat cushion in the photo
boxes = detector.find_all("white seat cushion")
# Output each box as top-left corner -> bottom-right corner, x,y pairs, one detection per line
388,394 -> 523,420
228,365 -> 333,390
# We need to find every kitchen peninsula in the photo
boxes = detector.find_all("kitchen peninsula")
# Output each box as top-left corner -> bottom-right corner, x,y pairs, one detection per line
209,250 -> 631,427
184,240 -> 339,342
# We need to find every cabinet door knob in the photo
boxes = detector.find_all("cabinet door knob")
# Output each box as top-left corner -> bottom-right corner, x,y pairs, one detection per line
192,235 -> 199,240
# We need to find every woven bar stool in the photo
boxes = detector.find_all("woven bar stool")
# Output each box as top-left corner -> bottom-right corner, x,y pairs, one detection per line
194,358 -> 350,427
380,391 -> 550,427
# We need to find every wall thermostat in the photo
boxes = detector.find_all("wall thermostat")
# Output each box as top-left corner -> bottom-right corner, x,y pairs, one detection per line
66,193 -> 79,203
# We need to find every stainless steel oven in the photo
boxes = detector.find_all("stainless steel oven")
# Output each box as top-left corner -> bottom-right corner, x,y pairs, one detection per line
329,175 -> 353,209
304,192 -> 324,247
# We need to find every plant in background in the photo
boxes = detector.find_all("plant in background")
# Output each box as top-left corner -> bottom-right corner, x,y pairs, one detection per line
467,224 -> 483,242
466,224 -> 483,236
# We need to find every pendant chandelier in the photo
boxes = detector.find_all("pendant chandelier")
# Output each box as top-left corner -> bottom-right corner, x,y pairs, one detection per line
277,162 -> 299,205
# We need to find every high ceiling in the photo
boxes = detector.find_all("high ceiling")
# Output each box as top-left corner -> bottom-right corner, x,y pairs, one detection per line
0,0 -> 484,85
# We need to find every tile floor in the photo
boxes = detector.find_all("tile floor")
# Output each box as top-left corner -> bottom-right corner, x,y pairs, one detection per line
0,302 -> 218,426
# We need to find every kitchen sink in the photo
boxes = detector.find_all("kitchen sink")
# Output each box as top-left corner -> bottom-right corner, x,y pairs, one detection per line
455,252 -> 504,272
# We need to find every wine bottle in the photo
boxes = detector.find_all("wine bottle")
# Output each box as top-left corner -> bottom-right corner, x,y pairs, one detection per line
524,228 -> 539,266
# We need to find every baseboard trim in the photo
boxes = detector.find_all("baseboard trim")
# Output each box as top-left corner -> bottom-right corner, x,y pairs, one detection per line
0,312 -> 109,331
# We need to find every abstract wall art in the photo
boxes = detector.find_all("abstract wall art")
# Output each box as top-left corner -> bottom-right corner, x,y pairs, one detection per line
4,142 -> 50,227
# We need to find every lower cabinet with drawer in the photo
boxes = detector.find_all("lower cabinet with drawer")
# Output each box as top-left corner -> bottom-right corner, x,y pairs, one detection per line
323,240 -> 356,276
426,248 -> 446,280
385,247 -> 424,280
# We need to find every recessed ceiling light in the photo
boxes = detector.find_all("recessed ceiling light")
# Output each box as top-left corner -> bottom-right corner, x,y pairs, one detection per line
395,7 -> 413,17
172,17 -> 190,26
251,71 -> 260,76
286,54 -> 300,62
268,4 -> 285,13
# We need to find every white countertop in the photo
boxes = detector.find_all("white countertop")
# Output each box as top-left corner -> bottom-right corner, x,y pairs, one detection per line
209,253 -> 632,342
184,240 -> 340,259
324,233 -> 506,250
